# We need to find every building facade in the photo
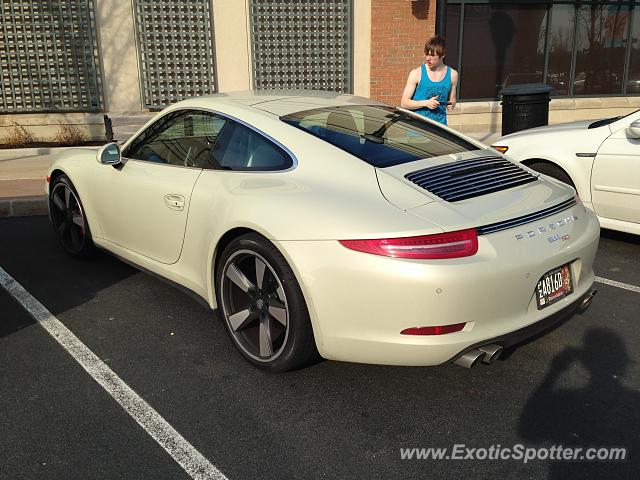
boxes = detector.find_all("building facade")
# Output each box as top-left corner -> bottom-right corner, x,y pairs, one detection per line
1,0 -> 639,142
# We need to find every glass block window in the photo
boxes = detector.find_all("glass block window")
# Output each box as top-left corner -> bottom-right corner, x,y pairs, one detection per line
0,0 -> 102,113
249,0 -> 352,92
133,0 -> 216,109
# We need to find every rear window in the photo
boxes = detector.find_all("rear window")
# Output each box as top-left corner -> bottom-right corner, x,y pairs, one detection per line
281,105 -> 478,168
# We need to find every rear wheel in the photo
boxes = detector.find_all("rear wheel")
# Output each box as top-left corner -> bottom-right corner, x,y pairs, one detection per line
216,233 -> 318,372
527,161 -> 575,189
49,175 -> 96,258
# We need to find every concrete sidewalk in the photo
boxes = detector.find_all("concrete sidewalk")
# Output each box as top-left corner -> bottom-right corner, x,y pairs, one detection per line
0,130 -> 502,218
0,146 -> 100,217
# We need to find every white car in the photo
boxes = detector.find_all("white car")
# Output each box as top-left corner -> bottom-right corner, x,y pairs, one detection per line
46,91 -> 600,371
492,109 -> 640,235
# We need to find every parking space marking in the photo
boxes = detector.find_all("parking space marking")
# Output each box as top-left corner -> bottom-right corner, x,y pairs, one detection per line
595,276 -> 640,294
0,267 -> 228,480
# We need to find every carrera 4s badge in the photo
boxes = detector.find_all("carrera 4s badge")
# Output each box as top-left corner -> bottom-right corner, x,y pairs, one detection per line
514,215 -> 579,241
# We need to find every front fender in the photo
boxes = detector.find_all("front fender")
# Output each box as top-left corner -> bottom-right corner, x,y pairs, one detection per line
48,148 -> 104,239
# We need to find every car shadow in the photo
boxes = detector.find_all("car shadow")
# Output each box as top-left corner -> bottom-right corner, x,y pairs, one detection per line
600,228 -> 640,246
498,306 -> 589,362
517,328 -> 639,478
0,216 -> 137,338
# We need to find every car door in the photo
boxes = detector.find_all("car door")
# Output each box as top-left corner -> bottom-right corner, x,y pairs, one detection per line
91,109 -> 226,264
591,115 -> 640,225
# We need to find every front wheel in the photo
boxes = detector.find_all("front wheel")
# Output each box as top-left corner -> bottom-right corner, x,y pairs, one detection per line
216,233 -> 318,372
49,175 -> 96,258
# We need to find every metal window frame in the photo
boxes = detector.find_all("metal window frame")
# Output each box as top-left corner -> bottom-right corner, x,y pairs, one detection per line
132,0 -> 217,110
248,0 -> 353,93
0,0 -> 103,113
447,0 -> 640,101
623,3 -> 636,95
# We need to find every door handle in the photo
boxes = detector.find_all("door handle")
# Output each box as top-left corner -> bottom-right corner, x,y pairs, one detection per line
164,194 -> 185,211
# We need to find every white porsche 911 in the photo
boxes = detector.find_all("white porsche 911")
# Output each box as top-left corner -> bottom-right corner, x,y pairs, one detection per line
492,109 -> 640,236
46,91 -> 600,371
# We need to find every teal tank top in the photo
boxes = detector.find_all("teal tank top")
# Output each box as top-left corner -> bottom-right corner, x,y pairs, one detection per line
411,64 -> 451,125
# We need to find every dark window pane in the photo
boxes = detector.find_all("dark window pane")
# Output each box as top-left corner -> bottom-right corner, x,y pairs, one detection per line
546,4 -> 575,96
188,114 -> 227,169
281,105 -> 477,168
573,5 -> 630,95
626,9 -> 640,94
460,4 -> 547,99
213,121 -> 292,171
125,111 -> 190,164
446,5 -> 461,71
125,111 -> 227,169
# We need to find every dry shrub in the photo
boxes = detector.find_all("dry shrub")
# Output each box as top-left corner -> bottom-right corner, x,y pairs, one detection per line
56,122 -> 87,146
2,122 -> 34,147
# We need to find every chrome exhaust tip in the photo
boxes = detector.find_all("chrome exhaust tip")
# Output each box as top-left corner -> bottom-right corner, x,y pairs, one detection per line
453,349 -> 485,369
579,289 -> 597,311
478,344 -> 504,364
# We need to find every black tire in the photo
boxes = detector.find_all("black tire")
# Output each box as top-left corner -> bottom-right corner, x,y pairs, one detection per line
216,233 -> 318,372
527,161 -> 575,189
49,175 -> 96,258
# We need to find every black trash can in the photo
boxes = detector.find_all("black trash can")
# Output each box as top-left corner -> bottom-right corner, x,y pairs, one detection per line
500,83 -> 553,136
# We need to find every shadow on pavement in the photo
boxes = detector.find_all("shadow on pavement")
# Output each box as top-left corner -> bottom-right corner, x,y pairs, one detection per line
0,288 -> 37,337
0,215 -> 136,336
600,228 -> 640,246
518,328 -> 638,478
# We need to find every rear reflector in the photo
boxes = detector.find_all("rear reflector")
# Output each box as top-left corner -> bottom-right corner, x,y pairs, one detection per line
401,323 -> 466,335
339,229 -> 478,259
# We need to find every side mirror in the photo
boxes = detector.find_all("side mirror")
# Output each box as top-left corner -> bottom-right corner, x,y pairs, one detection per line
96,142 -> 121,165
627,120 -> 640,139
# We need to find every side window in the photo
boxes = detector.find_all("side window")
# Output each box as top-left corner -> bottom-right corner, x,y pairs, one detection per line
124,110 -> 227,168
212,120 -> 292,171
186,113 -> 227,169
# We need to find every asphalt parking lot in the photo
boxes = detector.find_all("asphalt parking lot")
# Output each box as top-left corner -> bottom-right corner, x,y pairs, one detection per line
1,215 -> 639,480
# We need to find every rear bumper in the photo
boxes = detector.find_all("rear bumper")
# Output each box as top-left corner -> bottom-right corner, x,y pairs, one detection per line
276,204 -> 600,366
446,288 -> 595,364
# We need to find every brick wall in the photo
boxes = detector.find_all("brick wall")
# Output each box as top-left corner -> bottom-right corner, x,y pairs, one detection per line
370,0 -> 436,104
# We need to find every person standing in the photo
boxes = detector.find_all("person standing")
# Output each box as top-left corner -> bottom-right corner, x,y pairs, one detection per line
401,35 -> 458,126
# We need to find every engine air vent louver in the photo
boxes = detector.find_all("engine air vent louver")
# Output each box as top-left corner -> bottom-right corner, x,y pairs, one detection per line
405,156 -> 538,202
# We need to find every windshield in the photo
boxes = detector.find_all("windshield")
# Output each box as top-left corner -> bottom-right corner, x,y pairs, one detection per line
589,109 -> 640,129
281,105 -> 479,168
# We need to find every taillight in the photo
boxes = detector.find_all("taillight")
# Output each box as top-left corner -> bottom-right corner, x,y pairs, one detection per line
339,229 -> 478,259
401,323 -> 466,335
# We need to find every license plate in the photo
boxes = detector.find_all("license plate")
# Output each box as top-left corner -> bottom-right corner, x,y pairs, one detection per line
536,264 -> 573,310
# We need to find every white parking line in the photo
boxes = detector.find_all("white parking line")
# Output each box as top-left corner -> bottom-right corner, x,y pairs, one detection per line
0,268 -> 228,480
595,276 -> 640,294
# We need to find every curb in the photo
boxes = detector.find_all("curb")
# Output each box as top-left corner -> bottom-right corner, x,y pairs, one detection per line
0,145 -> 100,161
0,195 -> 48,218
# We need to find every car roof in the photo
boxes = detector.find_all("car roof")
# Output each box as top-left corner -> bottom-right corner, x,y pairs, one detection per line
173,90 -> 385,117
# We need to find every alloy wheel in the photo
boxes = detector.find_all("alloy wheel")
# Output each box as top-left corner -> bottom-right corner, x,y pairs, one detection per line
220,250 -> 289,362
50,182 -> 87,255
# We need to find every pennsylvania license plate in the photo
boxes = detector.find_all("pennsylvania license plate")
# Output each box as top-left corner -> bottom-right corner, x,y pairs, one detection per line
536,264 -> 573,310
